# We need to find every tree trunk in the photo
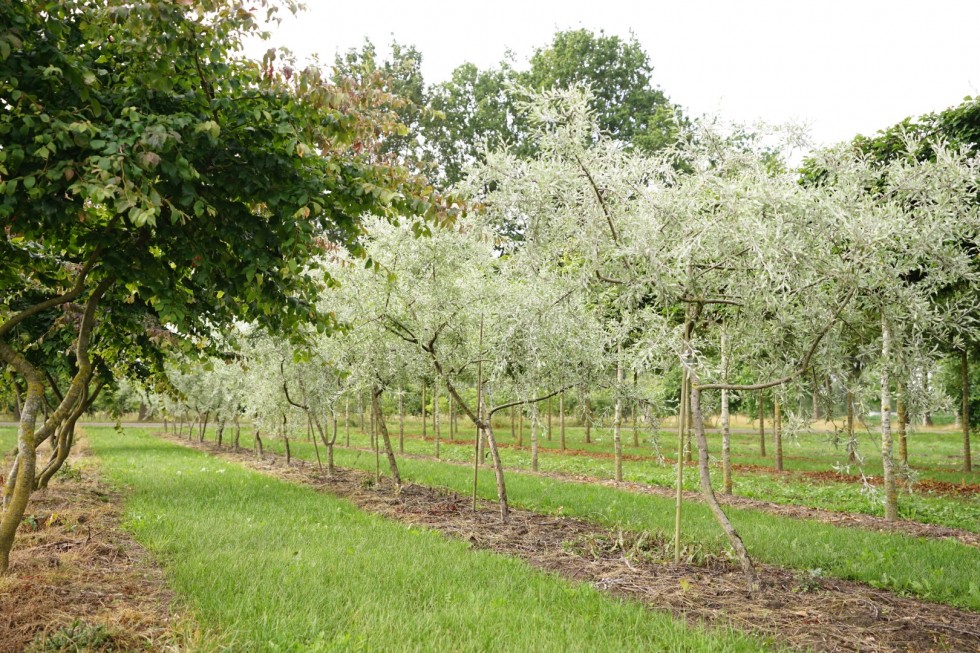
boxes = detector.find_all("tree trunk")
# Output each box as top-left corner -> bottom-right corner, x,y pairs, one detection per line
632,371 -> 639,447
559,392 -> 566,452
812,383 -> 820,422
233,418 -> 241,451
847,388 -> 857,464
0,379 -> 41,573
398,388 -> 405,454
216,419 -> 225,448
721,326 -> 732,495
963,349 -> 972,473
254,427 -> 263,458
199,410 -> 209,443
282,415 -> 291,466
434,382 -> 441,459
448,393 -> 455,442
774,399 -> 783,472
691,380 -> 759,591
758,392 -> 766,457
510,405 -> 516,440
897,381 -> 908,465
530,404 -> 539,472
421,383 -> 427,441
138,401 -> 148,422
881,316 -> 898,521
546,396 -> 552,442
584,394 -> 592,444
372,388 -> 401,486
673,369 -> 688,564
517,407 -> 524,447
613,352 -> 624,482
345,396 -> 350,447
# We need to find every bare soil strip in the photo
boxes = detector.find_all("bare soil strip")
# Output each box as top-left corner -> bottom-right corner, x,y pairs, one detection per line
176,436 -> 980,653
0,438 -> 182,653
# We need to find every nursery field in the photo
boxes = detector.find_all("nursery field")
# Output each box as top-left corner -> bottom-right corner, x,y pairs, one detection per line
343,421 -> 980,533
85,427 -> 772,652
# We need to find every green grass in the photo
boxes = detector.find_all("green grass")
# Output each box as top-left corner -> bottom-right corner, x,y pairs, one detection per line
216,426 -> 980,611
332,423 -> 980,533
385,416 -> 977,485
88,427 -> 772,652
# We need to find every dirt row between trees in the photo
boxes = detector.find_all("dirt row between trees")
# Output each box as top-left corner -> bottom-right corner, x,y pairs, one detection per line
0,438 -> 181,653
337,442 -> 980,548
174,436 -> 980,653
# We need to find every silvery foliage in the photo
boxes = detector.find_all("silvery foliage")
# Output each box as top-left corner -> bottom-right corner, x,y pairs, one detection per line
328,214 -> 607,406
472,88 -> 980,401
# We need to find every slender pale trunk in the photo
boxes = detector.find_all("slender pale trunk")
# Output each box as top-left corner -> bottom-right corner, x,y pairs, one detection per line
774,399 -> 783,471
690,379 -> 759,591
233,418 -> 241,451
758,392 -> 766,457
398,388 -> 405,454
897,381 -> 908,465
328,415 -> 337,476
517,408 -> 524,447
254,427 -> 263,457
531,404 -> 539,472
434,382 -> 441,459
372,388 -> 401,486
449,393 -> 455,442
473,318 -> 483,510
584,394 -> 592,444
632,371 -> 639,447
510,406 -> 516,440
199,411 -> 210,442
546,396 -> 552,441
881,316 -> 898,521
421,383 -> 427,441
847,388 -> 857,463
963,349 -> 972,472
613,350 -> 624,482
721,327 -> 732,495
673,368 -> 688,564
282,415 -> 291,465
344,397 -> 350,447
369,392 -> 376,452
559,392 -> 566,452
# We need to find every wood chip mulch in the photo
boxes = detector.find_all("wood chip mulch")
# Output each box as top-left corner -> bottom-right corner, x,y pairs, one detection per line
0,439 -> 184,653
177,436 -> 980,653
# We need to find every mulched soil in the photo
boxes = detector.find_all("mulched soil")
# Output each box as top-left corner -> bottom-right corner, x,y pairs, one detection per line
0,440 -> 182,653
177,435 -> 980,653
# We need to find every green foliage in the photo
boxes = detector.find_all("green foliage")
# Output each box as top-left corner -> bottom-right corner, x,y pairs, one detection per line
30,621 -> 118,653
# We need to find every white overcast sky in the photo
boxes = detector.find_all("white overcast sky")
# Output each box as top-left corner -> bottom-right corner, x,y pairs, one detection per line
251,0 -> 980,148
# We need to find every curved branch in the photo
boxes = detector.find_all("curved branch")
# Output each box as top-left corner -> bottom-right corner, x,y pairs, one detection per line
695,287 -> 856,392
0,249 -> 102,339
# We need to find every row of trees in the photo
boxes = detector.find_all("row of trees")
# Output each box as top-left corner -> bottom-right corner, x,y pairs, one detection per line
153,89 -> 980,590
3,1 -> 978,592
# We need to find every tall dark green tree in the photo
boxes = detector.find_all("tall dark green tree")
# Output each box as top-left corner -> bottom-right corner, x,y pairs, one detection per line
0,0 -> 454,573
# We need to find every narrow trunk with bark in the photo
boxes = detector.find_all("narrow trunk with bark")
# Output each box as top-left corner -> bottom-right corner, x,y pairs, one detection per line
881,317 -> 899,521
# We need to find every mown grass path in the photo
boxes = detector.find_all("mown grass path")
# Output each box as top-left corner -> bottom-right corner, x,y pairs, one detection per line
152,429 -> 980,652
88,427 -> 772,652
203,427 -> 980,612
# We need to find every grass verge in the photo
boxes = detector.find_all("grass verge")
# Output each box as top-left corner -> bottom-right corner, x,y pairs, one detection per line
89,427 -> 772,652
210,427 -> 980,611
